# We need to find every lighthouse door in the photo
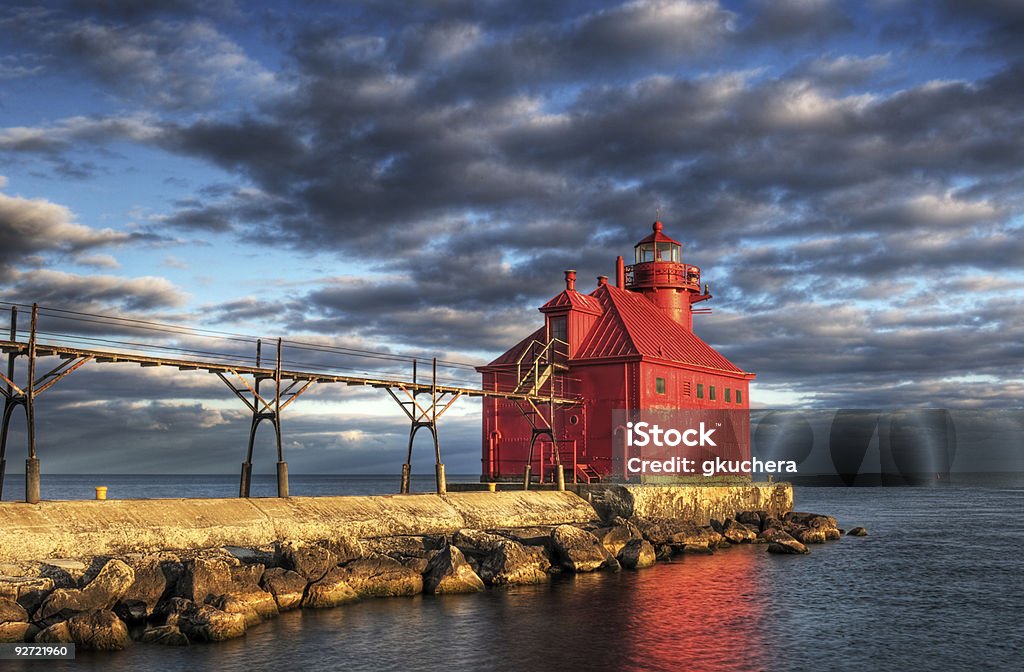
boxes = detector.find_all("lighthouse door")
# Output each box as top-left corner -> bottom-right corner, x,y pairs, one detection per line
557,405 -> 586,482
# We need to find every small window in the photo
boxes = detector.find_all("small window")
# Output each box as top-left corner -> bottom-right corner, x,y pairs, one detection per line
696,383 -> 704,399
549,317 -> 567,342
709,386 -> 716,401
725,388 -> 731,403
569,414 -> 580,425
656,377 -> 666,394
736,390 -> 742,404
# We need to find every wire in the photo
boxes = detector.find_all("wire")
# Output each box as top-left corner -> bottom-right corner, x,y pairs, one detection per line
0,302 -> 581,398
10,303 -> 487,369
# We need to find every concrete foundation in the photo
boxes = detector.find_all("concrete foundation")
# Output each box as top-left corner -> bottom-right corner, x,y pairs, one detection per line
577,482 -> 792,524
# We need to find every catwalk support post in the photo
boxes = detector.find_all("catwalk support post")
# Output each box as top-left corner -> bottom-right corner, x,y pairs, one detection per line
25,304 -> 39,504
0,306 -> 16,500
275,338 -> 288,498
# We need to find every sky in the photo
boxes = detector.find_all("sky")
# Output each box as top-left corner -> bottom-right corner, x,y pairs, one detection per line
0,0 -> 1022,476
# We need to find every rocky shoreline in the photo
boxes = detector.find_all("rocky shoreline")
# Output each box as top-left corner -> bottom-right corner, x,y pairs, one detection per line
0,507 -> 865,652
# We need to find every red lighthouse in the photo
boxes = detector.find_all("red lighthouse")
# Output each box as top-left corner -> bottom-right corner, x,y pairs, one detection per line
477,221 -> 755,484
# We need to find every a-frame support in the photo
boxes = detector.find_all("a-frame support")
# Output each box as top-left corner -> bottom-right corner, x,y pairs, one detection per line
385,358 -> 460,495
0,304 -> 92,503
514,392 -> 565,491
216,338 -> 314,498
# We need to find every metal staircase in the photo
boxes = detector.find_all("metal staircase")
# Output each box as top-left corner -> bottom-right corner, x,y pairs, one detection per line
509,337 -> 576,488
576,463 -> 602,484
513,338 -> 568,397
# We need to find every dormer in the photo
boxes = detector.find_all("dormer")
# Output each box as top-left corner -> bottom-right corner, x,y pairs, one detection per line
538,270 -> 603,358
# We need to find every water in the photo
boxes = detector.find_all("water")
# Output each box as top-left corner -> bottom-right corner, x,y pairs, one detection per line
4,483 -> 1023,671
0,474 -> 480,500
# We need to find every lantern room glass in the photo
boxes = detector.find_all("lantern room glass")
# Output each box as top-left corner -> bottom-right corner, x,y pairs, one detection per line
635,241 -> 680,263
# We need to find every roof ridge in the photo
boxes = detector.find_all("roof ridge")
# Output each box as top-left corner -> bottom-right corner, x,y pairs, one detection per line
592,285 -> 641,355
599,284 -> 746,373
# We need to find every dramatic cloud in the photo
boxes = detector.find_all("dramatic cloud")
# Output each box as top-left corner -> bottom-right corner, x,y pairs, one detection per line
0,188 -> 131,267
2,0 -> 1023,475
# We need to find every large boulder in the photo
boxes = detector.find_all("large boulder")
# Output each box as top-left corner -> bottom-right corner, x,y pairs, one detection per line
302,567 -> 359,609
452,529 -> 506,557
66,609 -> 131,651
260,568 -> 308,611
399,557 -> 430,574
151,597 -> 193,627
629,516 -> 681,546
334,556 -> 422,598
176,557 -> 233,604
81,559 -> 135,607
785,512 -> 838,530
279,541 -> 337,582
80,557 -> 134,602
35,620 -> 73,643
618,539 -> 656,570
35,588 -> 85,623
116,555 -> 181,623
0,575 -> 54,615
765,530 -> 810,555
767,540 -> 810,555
35,559 -> 135,622
595,524 -> 640,557
551,525 -> 617,573
0,597 -> 28,624
736,511 -> 766,530
139,624 -> 189,646
1,599 -> 33,642
791,527 -> 828,545
479,540 -> 550,586
631,517 -> 722,551
179,604 -> 247,642
423,545 -> 484,595
720,519 -> 758,544
670,523 -> 723,549
0,621 -> 34,643
229,563 -> 265,591
209,590 -> 278,626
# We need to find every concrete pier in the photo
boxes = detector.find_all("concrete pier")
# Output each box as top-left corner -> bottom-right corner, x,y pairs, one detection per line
0,491 -> 596,563
0,483 -> 793,564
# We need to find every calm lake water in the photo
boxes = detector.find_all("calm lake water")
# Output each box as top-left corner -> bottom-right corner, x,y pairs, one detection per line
4,478 -> 1022,671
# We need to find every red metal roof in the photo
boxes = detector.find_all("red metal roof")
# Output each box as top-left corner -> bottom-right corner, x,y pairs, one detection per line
483,281 -> 749,375
483,326 -> 545,367
539,289 -> 603,315
575,284 -> 748,374
635,221 -> 682,246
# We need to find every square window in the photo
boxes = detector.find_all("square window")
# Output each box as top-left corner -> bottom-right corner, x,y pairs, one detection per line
549,317 -> 567,342
656,377 -> 666,394
736,390 -> 743,404
725,388 -> 731,403
709,386 -> 716,401
696,383 -> 704,399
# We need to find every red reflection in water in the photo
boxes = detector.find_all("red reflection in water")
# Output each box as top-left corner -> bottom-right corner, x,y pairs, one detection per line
617,547 -> 769,672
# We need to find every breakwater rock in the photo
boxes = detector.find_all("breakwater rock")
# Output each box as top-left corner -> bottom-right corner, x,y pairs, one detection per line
0,504 -> 865,652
